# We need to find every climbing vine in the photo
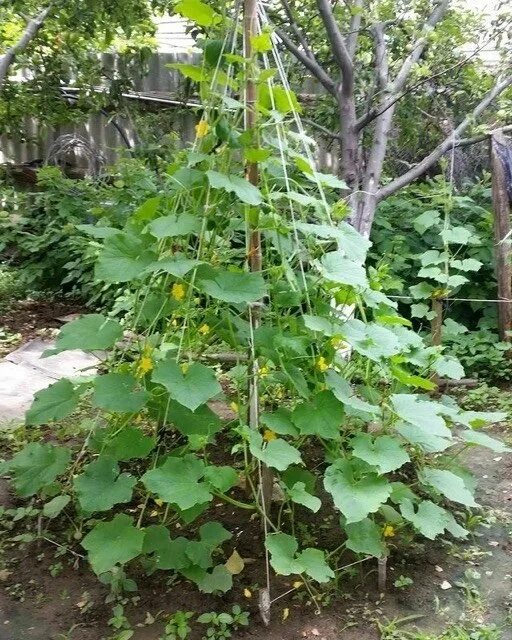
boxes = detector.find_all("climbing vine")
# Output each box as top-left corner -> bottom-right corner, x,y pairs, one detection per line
1,0 -> 510,612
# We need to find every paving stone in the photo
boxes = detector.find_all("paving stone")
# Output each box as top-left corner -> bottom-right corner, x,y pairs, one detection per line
0,361 -> 54,425
5,338 -> 100,379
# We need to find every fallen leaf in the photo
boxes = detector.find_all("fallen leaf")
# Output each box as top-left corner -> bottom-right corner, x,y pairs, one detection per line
440,580 -> 452,590
243,588 -> 252,598
225,550 -> 244,575
282,607 -> 290,621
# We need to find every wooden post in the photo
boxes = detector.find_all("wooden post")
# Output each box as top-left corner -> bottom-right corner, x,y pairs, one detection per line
243,0 -> 273,515
430,296 -> 443,390
490,133 -> 512,342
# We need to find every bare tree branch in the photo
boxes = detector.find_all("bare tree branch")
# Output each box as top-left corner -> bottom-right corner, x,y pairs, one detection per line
0,5 -> 53,89
274,27 -> 336,95
346,0 -> 364,60
377,72 -> 512,200
303,118 -> 343,140
316,0 -> 354,92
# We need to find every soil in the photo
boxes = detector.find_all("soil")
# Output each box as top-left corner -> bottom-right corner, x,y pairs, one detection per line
0,425 -> 511,640
0,298 -> 85,347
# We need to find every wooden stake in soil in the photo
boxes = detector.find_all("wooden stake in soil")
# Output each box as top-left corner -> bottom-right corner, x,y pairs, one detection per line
490,133 -> 512,343
244,0 -> 273,512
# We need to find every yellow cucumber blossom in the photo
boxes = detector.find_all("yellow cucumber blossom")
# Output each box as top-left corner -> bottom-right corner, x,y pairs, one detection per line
263,429 -> 277,442
383,524 -> 395,538
198,323 -> 210,336
195,119 -> 209,138
136,355 -> 153,377
171,282 -> 186,301
258,365 -> 270,378
316,356 -> 329,372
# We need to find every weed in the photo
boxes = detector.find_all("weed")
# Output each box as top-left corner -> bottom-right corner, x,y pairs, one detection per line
197,606 -> 249,640
394,575 -> 414,589
161,611 -> 194,640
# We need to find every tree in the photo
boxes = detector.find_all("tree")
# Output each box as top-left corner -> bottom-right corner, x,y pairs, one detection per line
268,0 -> 512,236
0,1 -> 172,136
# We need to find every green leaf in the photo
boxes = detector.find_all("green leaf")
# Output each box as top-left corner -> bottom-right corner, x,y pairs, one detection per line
440,226 -> 472,244
145,256 -> 202,278
265,533 -> 333,583
133,196 -> 161,221
324,459 -> 392,523
345,518 -> 385,557
325,370 -> 379,416
303,314 -> 344,337
248,430 -> 302,471
74,456 -> 136,513
400,499 -> 467,540
197,566 -> 233,593
199,521 -> 232,548
26,379 -> 80,425
95,233 -> 157,283
92,373 -> 148,413
288,482 -> 321,512
101,426 -> 156,461
351,434 -> 410,474
292,391 -> 344,439
411,303 -> 435,320
197,269 -> 267,303
316,251 -> 368,288
447,274 -> 468,288
174,0 -> 220,26
147,213 -> 201,239
251,31 -> 272,53
43,495 -> 71,519
167,63 -> 207,81
297,548 -> 334,582
261,409 -> 298,436
167,401 -> 223,438
265,533 -> 301,575
413,210 -> 440,233
5,443 -> 71,497
152,360 -> 221,411
420,468 -> 477,507
391,394 -> 452,439
204,465 -> 239,493
47,314 -> 123,354
82,514 -> 145,575
206,170 -> 262,205
141,455 -> 212,510
461,430 -> 511,453
433,355 -> 464,380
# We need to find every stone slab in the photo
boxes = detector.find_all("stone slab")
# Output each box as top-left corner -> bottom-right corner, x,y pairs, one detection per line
0,361 -> 54,424
5,338 -> 100,379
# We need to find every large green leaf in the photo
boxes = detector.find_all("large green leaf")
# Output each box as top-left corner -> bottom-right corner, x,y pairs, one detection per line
391,394 -> 452,438
95,233 -> 157,283
26,379 -> 80,425
206,170 -> 262,205
92,373 -> 148,413
261,409 -> 299,436
167,401 -> 223,438
247,430 -> 302,471
345,518 -> 385,557
197,269 -> 267,303
461,430 -> 511,453
145,256 -> 202,278
147,213 -> 201,239
325,370 -> 379,416
46,314 -> 123,355
204,465 -> 239,493
152,360 -> 221,411
324,459 -> 392,523
82,514 -> 145,575
292,391 -> 344,440
351,434 -> 410,474
420,468 -> 477,507
265,533 -> 333,583
287,482 -> 321,512
100,426 -> 156,461
197,566 -> 233,594
400,499 -> 467,540
4,443 -> 71,497
174,0 -> 220,26
74,456 -> 136,512
142,455 -> 212,510
316,251 -> 368,288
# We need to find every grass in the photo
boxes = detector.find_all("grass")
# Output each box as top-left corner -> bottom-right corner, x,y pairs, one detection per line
378,620 -> 502,640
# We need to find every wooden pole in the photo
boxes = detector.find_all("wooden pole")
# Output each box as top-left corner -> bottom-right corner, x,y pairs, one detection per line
243,0 -> 273,515
430,296 -> 443,390
490,134 -> 512,342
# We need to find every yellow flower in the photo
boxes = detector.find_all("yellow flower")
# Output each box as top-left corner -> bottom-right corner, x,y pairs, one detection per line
171,282 -> 186,301
263,429 -> 277,442
292,581 -> 303,589
195,119 -> 210,138
383,524 -> 395,538
136,355 -> 153,377
230,401 -> 239,414
259,365 -> 270,378
243,588 -> 252,599
330,337 -> 347,349
198,323 -> 210,336
316,356 -> 329,373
